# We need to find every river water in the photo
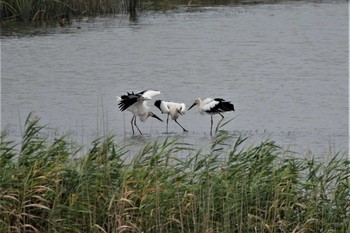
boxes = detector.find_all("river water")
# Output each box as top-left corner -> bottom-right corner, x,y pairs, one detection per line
1,1 -> 348,159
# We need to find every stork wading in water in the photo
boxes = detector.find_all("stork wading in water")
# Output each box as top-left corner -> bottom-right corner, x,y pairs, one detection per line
188,98 -> 235,136
154,100 -> 188,133
116,90 -> 163,135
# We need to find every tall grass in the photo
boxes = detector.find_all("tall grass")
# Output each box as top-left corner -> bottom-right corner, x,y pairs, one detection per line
0,114 -> 349,232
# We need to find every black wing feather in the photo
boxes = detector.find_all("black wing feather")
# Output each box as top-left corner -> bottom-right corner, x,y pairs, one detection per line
118,93 -> 140,111
206,98 -> 235,113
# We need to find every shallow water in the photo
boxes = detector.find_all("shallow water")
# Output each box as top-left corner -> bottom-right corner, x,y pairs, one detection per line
1,1 -> 348,158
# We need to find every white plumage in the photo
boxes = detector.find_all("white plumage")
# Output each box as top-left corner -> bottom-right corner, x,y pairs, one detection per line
139,90 -> 161,101
116,90 -> 163,135
195,98 -> 218,114
154,100 -> 188,133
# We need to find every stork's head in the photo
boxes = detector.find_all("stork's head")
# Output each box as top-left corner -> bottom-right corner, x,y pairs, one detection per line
188,98 -> 200,111
147,111 -> 163,122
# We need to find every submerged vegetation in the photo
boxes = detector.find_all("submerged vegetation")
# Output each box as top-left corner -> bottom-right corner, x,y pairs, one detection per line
0,114 -> 349,232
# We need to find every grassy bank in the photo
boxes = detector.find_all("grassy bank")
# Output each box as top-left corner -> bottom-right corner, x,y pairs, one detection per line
0,114 -> 349,232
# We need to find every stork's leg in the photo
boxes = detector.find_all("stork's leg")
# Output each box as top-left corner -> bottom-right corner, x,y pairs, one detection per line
218,113 -> 225,125
166,114 -> 169,133
133,117 -> 143,135
131,115 -> 135,135
175,119 -> 188,132
210,115 -> 213,136
216,113 -> 225,134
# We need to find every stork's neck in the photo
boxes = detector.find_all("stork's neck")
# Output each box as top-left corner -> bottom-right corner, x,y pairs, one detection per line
196,98 -> 205,114
196,98 -> 203,109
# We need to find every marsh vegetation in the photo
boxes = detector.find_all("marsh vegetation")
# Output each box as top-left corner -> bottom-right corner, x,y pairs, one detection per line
1,114 -> 349,232
0,0 -> 288,22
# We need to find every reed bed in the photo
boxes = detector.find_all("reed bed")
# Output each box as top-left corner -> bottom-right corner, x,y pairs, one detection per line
0,0 -> 138,22
0,114 -> 349,232
0,0 -> 289,22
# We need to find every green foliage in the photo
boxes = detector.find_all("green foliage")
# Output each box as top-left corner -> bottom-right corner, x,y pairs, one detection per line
0,114 -> 349,232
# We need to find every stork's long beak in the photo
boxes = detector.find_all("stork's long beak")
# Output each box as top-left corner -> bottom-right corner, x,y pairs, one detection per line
151,114 -> 163,122
188,103 -> 196,111
177,109 -> 183,115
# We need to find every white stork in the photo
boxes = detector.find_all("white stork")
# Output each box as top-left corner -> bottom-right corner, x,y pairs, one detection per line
154,100 -> 188,133
116,90 -> 163,135
188,98 -> 235,136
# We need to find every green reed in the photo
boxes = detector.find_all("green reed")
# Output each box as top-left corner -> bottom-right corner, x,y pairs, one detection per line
0,114 -> 349,232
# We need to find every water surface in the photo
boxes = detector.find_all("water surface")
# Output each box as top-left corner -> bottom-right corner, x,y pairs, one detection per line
1,1 -> 348,158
